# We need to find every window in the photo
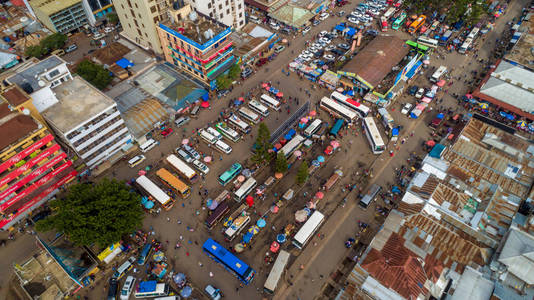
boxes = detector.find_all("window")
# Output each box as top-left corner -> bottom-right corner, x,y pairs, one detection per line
208,3 -> 211,8
220,13 -> 223,19
137,29 -> 142,36
239,20 -> 243,26
226,9 -> 229,14
121,4 -> 124,9
135,3 -> 138,8
128,23 -> 131,28
145,32 -> 148,37
225,0 -> 228,5
150,6 -> 156,13
153,16 -> 159,23
239,12 -> 242,18
238,3 -> 241,9
218,4 -> 222,9
134,19 -> 138,27
209,12 -> 213,17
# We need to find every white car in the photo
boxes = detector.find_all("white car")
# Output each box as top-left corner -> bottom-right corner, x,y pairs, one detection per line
319,12 -> 329,20
270,22 -> 280,30
104,27 -> 114,33
311,42 -> 322,49
401,103 -> 413,115
348,17 -> 359,24
205,285 -> 222,300
319,37 -> 331,44
302,26 -> 311,35
193,160 -> 210,175
415,88 -> 425,99
301,50 -> 311,56
319,30 -> 328,37
120,276 -> 135,300
325,45 -> 336,51
323,54 -> 335,61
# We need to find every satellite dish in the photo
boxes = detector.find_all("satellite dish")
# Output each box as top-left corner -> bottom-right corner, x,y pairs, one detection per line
22,108 -> 30,115
38,80 -> 45,87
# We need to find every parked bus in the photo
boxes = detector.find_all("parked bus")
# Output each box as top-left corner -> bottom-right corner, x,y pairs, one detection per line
260,94 -> 281,111
224,214 -> 251,241
263,250 -> 291,294
383,7 -> 396,19
166,154 -> 198,183
467,27 -> 479,39
206,127 -> 223,141
215,122 -> 241,143
430,65 -> 447,83
199,129 -> 217,145
320,97 -> 358,122
202,238 -> 255,284
303,119 -> 323,137
408,15 -> 426,34
156,168 -> 190,200
135,176 -> 173,210
458,38 -> 473,54
329,119 -> 344,137
392,12 -> 406,30
439,30 -> 452,46
362,117 -> 386,154
292,211 -> 325,249
205,192 -> 230,230
137,243 -> 152,265
359,184 -> 382,209
239,107 -> 261,124
218,163 -> 242,186
234,177 -> 257,202
228,114 -> 251,134
248,99 -> 270,117
278,134 -> 305,158
134,282 -> 168,298
377,108 -> 395,133
416,36 -> 438,48
331,91 -> 370,118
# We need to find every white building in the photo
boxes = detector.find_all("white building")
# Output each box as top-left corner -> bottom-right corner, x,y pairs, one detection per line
7,56 -> 133,169
187,0 -> 245,29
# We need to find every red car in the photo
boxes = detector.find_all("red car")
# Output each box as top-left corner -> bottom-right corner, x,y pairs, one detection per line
161,128 -> 173,137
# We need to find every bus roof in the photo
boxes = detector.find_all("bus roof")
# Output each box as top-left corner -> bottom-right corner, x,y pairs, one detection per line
136,176 -> 170,205
264,250 -> 290,292
156,168 -> 188,192
330,119 -> 344,135
293,211 -> 325,244
203,238 -> 251,276
166,154 -> 196,178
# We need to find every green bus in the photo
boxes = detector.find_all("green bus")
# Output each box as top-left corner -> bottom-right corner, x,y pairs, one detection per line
218,163 -> 242,186
392,12 -> 407,30
405,40 -> 429,52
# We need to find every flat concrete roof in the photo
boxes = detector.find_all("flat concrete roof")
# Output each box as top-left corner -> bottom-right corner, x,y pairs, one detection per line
43,76 -> 115,133
504,33 -> 534,70
30,0 -> 82,16
7,55 -> 64,93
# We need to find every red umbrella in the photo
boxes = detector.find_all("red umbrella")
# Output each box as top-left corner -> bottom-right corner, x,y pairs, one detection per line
309,110 -> 317,117
201,101 -> 210,108
279,138 -> 287,145
238,97 -> 244,101
270,241 -> 280,253
246,195 -> 254,207
436,80 -> 446,87
426,140 -> 436,147
276,92 -> 283,98
274,143 -> 282,150
270,205 -> 279,213
265,86 -> 271,91
315,191 -> 324,199
262,83 -> 269,88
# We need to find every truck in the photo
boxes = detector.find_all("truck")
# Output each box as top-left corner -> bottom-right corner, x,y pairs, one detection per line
323,169 -> 343,191
430,66 -> 447,83
380,17 -> 389,32
439,30 -> 452,46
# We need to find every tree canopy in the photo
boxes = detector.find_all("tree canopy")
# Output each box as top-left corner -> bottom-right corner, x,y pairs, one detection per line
252,123 -> 274,164
296,161 -> 309,184
107,13 -> 119,24
36,178 -> 144,247
25,33 -> 67,58
274,152 -> 288,173
76,59 -> 113,90
403,0 -> 484,26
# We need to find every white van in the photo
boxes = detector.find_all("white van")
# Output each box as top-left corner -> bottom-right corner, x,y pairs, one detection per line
215,140 -> 232,154
249,15 -> 260,24
128,155 -> 146,168
199,129 -> 217,144
139,139 -> 158,153
206,127 -> 223,140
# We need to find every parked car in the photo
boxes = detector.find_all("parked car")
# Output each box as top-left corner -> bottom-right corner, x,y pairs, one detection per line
120,276 -> 135,300
401,103 -> 413,115
274,45 -> 285,53
302,26 -> 311,35
331,49 -> 345,56
104,27 -> 114,33
415,88 -> 425,99
176,149 -> 193,163
348,16 -> 359,24
65,44 -> 78,53
182,144 -> 201,160
408,86 -> 418,96
128,155 -> 146,168
205,285 -> 223,300
161,128 -> 173,137
323,54 -> 335,61
338,43 -> 350,50
325,45 -> 336,52
312,19 -> 321,26
241,67 -> 253,79
92,32 -> 105,40
107,278 -> 119,300
270,22 -> 280,30
319,12 -> 329,20
338,10 -> 346,17
174,116 -> 190,127
193,159 -> 210,175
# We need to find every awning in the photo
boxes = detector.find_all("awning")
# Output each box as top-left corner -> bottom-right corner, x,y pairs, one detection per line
116,58 -> 134,69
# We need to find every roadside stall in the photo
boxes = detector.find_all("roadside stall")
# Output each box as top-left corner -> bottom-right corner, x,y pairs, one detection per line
319,70 -> 340,90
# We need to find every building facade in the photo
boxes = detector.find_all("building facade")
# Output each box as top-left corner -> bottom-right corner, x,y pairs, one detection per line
188,0 -> 245,29
29,0 -> 88,33
0,105 -> 76,230
81,0 -> 114,25
157,5 -> 235,89
112,0 -> 170,53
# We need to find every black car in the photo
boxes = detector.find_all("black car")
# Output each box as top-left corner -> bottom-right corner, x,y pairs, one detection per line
241,68 -> 253,79
337,43 -> 350,50
408,86 -> 419,96
331,49 -> 345,56
313,50 -> 324,58
312,19 -> 321,26
107,278 -> 118,300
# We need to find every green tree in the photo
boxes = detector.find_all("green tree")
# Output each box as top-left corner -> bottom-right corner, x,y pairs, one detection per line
25,45 -> 45,58
107,13 -> 119,24
252,122 -> 273,164
40,33 -> 67,52
296,161 -> 309,184
216,74 -> 232,90
227,63 -> 241,80
36,178 -> 144,247
274,152 -> 288,173
76,59 -> 112,90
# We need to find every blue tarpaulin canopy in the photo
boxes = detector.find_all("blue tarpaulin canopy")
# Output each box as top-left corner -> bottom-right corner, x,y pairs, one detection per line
346,27 -> 356,36
202,92 -> 209,101
335,24 -> 345,31
139,281 -> 157,292
437,113 -> 444,119
391,127 -> 399,137
429,144 -> 446,158
116,58 -> 134,69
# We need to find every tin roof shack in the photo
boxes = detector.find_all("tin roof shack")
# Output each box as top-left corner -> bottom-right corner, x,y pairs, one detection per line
231,23 -> 277,63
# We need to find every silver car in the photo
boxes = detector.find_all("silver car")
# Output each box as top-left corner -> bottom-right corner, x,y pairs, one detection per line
176,149 -> 193,163
193,159 -> 210,175
182,144 -> 201,160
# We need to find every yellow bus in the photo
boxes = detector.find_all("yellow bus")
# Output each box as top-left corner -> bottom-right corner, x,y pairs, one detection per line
156,168 -> 191,203
408,15 -> 426,34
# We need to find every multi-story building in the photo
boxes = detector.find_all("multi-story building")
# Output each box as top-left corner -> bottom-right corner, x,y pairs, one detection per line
0,103 -> 76,230
113,0 -> 171,53
187,0 -> 245,29
157,5 -> 235,89
29,0 -> 89,33
6,56 -> 133,169
81,0 -> 114,25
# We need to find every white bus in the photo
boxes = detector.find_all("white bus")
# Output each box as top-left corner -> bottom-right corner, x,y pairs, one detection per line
303,119 -> 323,137
234,177 -> 257,202
260,94 -> 281,111
239,107 -> 260,124
135,176 -> 171,209
134,283 -> 169,298
330,92 -> 370,118
279,134 -> 305,158
206,127 -> 223,140
224,215 -> 251,241
199,129 -> 217,144
215,122 -> 241,142
228,114 -> 251,134
292,211 -> 325,249
430,65 -> 447,83
166,154 -> 199,183
467,27 -> 479,39
458,38 -> 473,54
362,117 -> 386,154
384,7 -> 396,19
320,97 -> 358,122
417,36 -> 439,48
263,250 -> 291,294
248,99 -> 270,117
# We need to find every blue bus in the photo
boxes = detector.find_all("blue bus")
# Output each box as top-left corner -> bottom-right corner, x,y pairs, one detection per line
218,163 -> 242,186
202,238 -> 255,284
329,119 -> 344,137
137,243 -> 152,265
